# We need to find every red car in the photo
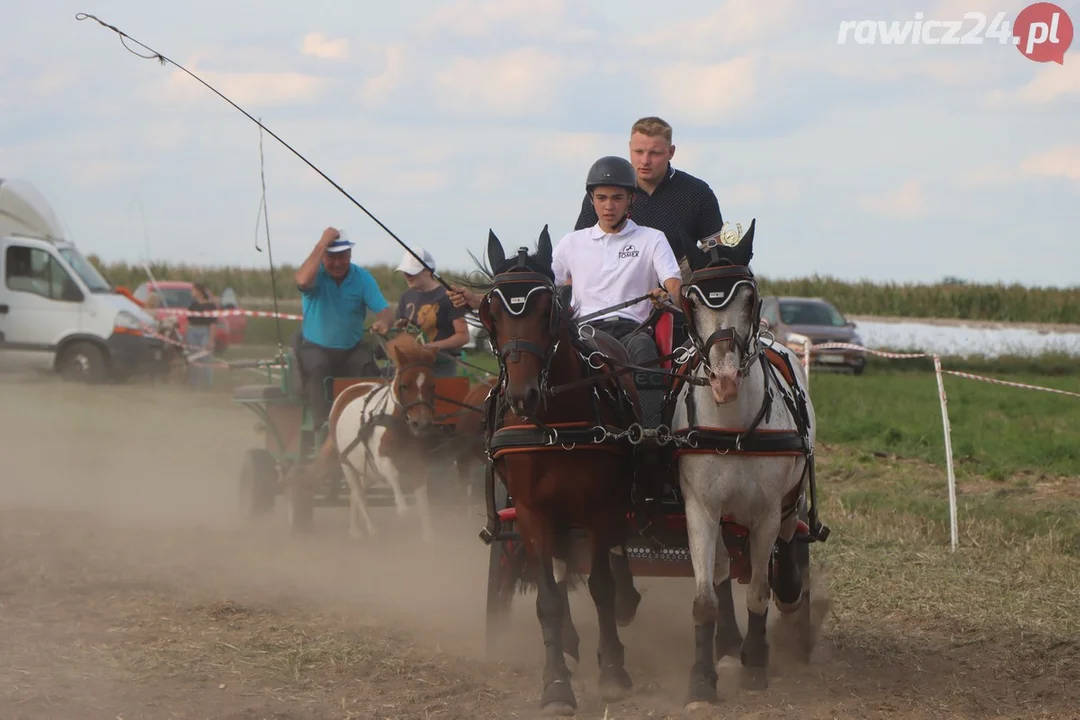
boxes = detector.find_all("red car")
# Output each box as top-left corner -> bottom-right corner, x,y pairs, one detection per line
132,280 -> 247,354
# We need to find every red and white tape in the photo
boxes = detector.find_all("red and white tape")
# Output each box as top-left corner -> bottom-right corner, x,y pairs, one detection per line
155,308 -> 303,321
940,369 -> 1080,398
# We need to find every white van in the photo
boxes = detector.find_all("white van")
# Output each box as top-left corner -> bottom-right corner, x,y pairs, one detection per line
0,178 -> 164,382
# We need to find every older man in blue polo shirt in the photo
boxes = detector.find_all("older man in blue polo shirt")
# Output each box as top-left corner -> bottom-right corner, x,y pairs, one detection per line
294,227 -> 394,431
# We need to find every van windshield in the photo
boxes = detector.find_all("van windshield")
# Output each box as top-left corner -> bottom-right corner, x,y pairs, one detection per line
58,247 -> 112,293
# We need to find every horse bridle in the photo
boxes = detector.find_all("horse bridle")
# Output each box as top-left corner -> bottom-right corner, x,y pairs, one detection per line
680,263 -> 762,378
389,359 -> 438,417
478,251 -> 562,399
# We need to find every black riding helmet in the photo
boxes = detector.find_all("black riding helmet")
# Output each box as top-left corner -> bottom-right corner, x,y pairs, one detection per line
585,156 -> 638,194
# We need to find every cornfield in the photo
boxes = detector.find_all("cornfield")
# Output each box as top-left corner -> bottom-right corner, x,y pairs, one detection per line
90,258 -> 1080,325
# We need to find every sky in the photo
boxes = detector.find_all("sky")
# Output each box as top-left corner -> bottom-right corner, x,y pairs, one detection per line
2,0 -> 1079,287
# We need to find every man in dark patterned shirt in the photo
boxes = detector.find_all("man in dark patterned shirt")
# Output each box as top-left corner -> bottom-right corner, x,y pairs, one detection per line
573,116 -> 724,282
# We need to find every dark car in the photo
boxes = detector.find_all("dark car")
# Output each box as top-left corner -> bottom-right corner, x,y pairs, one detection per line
760,296 -> 867,374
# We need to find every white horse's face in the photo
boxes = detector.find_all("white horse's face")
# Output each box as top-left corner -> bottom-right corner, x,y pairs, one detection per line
687,284 -> 758,405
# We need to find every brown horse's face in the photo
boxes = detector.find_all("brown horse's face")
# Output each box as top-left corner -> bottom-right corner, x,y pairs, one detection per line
390,345 -> 437,435
483,287 -> 557,419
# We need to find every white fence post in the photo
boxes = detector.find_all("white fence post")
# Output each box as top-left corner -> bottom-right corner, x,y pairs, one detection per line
933,354 -> 959,552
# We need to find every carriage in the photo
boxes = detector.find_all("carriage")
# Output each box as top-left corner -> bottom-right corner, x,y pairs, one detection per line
475,226 -> 831,712
231,330 -> 480,533
481,306 -> 825,644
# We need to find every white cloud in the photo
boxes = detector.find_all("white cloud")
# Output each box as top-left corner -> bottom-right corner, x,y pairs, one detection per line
1016,52 -> 1080,103
153,65 -> 329,107
961,164 -> 1015,189
361,45 -> 407,107
531,132 -> 613,171
860,180 -> 927,218
630,0 -> 801,56
647,55 -> 758,125
420,0 -> 584,40
434,47 -> 568,118
301,33 -> 351,61
1020,145 -> 1080,181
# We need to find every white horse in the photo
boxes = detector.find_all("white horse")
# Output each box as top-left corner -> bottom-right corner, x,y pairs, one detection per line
669,220 -> 826,710
311,333 -> 439,543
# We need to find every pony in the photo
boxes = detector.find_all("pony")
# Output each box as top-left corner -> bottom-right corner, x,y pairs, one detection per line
476,226 -> 645,714
667,219 -> 828,710
310,333 -> 440,542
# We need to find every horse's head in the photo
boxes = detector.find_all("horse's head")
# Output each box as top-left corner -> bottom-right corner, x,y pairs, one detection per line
385,333 -> 438,435
681,219 -> 761,405
478,225 -> 560,419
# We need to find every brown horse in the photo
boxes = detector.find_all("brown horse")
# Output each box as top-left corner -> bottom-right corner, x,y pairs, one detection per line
477,227 -> 645,714
310,333 -> 440,541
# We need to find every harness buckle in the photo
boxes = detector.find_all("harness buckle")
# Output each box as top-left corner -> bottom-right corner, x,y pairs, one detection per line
578,323 -> 596,342
673,345 -> 696,365
626,423 -> 644,445
587,351 -> 607,371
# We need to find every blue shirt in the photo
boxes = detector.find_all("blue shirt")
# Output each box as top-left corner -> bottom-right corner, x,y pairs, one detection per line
300,264 -> 389,349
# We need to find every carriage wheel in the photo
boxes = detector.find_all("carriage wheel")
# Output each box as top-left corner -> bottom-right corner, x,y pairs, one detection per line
239,448 -> 277,518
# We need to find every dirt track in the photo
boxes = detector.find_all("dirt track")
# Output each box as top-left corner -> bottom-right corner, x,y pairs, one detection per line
0,371 -> 1074,719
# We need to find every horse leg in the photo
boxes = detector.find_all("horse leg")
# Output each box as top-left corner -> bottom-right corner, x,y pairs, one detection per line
741,509 -> 781,691
683,495 -> 721,710
590,533 -> 633,702
414,482 -> 434,544
533,530 -> 578,714
775,494 -> 814,663
609,547 -> 641,627
343,464 -> 376,538
377,457 -> 411,518
713,534 -> 743,667
552,532 -> 580,672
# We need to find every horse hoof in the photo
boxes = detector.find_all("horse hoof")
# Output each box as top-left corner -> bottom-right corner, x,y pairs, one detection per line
614,587 -> 642,627
599,666 -> 633,702
685,700 -> 718,714
774,592 -> 804,615
541,703 -> 575,717
685,678 -> 719,710
740,665 -> 768,692
715,654 -> 741,672
540,679 -> 577,715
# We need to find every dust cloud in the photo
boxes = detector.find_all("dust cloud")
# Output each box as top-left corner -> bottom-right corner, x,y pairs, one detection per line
0,369 -> 833,718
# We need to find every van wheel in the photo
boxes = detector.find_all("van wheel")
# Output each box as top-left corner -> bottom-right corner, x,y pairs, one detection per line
59,342 -> 108,383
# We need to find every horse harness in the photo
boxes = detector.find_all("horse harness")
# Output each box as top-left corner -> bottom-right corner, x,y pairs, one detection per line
338,361 -> 446,478
664,262 -> 829,542
476,250 -> 652,543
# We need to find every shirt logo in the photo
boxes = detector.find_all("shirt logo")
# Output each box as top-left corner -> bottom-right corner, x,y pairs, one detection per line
618,244 -> 640,259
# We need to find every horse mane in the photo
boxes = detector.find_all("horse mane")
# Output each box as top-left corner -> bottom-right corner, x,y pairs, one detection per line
384,332 -> 437,365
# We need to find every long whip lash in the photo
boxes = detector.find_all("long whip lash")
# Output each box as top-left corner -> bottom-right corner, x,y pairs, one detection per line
253,119 -> 285,354
75,12 -> 450,290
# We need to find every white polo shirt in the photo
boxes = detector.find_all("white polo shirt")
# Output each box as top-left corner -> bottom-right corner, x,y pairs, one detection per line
552,219 -> 682,324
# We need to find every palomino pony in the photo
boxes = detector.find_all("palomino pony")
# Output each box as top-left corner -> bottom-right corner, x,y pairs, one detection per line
477,227 -> 644,714
312,333 -> 439,542
667,219 -> 829,709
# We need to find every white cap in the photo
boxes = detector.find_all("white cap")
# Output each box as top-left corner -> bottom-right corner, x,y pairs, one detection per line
395,248 -> 435,275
